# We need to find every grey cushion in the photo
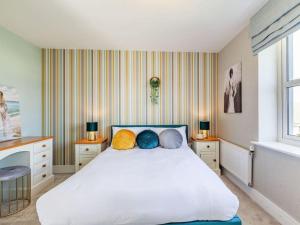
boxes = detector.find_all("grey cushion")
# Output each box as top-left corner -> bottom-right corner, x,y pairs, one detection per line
159,129 -> 183,149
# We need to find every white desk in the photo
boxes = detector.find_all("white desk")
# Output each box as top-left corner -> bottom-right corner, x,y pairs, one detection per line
0,137 -> 54,196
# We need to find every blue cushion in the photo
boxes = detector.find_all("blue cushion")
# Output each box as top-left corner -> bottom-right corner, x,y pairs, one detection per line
159,129 -> 183,149
136,130 -> 159,149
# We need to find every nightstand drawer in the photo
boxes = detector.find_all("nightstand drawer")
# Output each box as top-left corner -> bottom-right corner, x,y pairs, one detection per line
75,137 -> 107,172
198,151 -> 215,158
192,137 -> 220,176
79,156 -> 94,169
201,154 -> 217,169
79,145 -> 100,155
195,142 -> 216,152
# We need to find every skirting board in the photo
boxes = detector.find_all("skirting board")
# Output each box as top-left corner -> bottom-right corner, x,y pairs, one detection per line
53,165 -> 75,174
223,169 -> 300,225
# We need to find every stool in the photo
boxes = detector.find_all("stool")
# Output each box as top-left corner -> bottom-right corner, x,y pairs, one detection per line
0,166 -> 31,217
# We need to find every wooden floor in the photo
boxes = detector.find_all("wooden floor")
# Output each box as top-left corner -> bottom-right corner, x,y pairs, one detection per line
1,174 -> 280,225
222,178 -> 280,225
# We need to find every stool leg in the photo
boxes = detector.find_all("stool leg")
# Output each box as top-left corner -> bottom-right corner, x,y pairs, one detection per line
22,176 -> 24,208
16,178 -> 18,211
8,180 -> 11,215
0,181 -> 2,217
27,174 -> 31,204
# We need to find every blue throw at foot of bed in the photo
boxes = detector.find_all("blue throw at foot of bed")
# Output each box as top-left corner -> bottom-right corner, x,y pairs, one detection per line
164,215 -> 241,225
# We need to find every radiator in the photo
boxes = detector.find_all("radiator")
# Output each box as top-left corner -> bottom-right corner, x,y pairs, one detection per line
220,139 -> 254,186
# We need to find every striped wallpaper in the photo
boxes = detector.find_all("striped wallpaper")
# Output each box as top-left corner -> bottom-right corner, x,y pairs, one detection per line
42,49 -> 218,165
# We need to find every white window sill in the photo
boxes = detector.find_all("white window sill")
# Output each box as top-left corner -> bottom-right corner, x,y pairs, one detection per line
251,141 -> 300,159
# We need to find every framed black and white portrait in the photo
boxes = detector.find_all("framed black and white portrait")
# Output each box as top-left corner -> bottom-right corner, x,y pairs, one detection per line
224,62 -> 242,113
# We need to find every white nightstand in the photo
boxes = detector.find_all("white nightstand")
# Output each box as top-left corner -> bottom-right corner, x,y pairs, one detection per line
75,137 -> 107,172
192,137 -> 221,175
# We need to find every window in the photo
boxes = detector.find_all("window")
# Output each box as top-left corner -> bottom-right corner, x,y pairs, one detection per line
282,29 -> 300,142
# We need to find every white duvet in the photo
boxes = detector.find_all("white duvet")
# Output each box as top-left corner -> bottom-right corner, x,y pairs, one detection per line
37,146 -> 239,225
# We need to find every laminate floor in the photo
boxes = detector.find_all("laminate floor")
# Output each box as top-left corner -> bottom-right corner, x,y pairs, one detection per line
1,174 -> 280,225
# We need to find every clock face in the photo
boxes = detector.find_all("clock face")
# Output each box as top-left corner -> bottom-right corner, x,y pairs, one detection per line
150,77 -> 160,88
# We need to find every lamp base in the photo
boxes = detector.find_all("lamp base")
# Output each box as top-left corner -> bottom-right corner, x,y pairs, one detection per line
202,130 -> 208,139
87,131 -> 97,141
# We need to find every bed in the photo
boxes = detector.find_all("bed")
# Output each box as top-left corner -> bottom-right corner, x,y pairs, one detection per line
37,125 -> 240,225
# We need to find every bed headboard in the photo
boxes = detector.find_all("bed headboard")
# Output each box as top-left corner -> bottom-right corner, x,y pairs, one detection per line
110,125 -> 188,140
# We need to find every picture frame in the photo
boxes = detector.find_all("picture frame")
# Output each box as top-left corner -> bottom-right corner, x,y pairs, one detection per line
224,62 -> 242,113
0,85 -> 21,142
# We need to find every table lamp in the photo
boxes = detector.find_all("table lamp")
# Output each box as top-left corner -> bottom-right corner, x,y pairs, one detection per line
86,122 -> 98,141
200,121 -> 210,139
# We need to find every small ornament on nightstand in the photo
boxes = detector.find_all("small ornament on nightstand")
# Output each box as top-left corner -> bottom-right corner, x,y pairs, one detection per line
195,133 -> 204,140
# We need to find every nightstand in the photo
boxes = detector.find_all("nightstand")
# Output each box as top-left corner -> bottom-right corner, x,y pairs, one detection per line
192,137 -> 221,175
75,137 -> 107,172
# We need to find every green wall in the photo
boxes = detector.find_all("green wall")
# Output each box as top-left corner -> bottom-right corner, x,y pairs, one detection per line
0,26 -> 42,136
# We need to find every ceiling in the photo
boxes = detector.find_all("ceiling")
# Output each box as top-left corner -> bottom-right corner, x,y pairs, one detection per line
0,0 -> 268,52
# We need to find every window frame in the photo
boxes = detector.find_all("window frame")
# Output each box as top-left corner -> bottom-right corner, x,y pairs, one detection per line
281,34 -> 300,144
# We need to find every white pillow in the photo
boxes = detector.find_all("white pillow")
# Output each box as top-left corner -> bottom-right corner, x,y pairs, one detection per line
112,127 -> 145,136
112,126 -> 188,147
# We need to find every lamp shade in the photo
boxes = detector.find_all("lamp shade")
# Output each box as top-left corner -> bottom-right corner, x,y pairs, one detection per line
200,121 -> 210,130
86,122 -> 98,132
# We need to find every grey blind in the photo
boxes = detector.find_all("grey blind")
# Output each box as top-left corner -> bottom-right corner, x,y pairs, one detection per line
250,0 -> 300,55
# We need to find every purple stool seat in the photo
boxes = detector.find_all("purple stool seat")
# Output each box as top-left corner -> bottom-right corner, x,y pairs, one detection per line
0,166 -> 31,181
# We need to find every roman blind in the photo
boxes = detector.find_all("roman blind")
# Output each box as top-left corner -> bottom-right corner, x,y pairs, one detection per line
250,0 -> 300,55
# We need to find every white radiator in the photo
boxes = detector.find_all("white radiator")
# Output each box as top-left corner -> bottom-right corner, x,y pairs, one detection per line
220,139 -> 254,186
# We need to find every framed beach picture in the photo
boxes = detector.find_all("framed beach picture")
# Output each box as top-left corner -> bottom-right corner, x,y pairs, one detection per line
0,85 -> 21,142
224,62 -> 242,113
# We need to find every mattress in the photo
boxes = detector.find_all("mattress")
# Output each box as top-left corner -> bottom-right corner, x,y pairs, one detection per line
37,146 -> 239,225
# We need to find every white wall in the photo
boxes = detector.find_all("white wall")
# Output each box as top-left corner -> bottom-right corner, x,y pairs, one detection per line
258,43 -> 279,141
253,145 -> 300,223
0,26 -> 42,136
218,25 -> 300,223
218,26 -> 258,149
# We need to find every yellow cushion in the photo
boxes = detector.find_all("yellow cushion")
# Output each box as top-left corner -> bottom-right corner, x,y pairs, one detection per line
112,129 -> 136,150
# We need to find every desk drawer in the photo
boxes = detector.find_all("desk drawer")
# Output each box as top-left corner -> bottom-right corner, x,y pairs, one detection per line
33,160 -> 50,175
34,151 -> 50,164
34,140 -> 52,154
33,170 -> 50,185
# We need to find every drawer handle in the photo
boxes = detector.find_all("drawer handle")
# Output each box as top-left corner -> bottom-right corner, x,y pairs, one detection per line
42,164 -> 47,168
206,145 -> 210,148
42,174 -> 47,178
42,154 -> 47,158
42,144 -> 47,148
79,163 -> 82,166
85,148 -> 89,151
213,159 -> 216,162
